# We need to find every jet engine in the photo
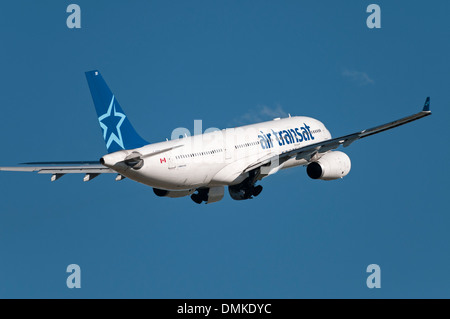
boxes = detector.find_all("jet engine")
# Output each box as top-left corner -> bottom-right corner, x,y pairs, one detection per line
306,151 -> 351,180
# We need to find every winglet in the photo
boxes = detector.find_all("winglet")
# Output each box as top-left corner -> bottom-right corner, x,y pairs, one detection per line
423,97 -> 430,112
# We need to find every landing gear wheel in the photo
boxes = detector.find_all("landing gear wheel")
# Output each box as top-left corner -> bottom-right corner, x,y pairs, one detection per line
191,188 -> 209,204
191,193 -> 203,204
252,185 -> 263,197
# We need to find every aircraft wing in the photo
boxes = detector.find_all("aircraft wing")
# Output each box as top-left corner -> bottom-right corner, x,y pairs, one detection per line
0,145 -> 185,181
245,97 -> 432,174
0,162 -> 116,181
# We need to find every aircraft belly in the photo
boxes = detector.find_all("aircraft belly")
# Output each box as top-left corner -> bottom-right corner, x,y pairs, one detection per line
121,162 -> 223,190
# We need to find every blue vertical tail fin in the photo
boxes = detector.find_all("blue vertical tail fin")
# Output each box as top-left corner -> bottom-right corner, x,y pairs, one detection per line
85,70 -> 149,153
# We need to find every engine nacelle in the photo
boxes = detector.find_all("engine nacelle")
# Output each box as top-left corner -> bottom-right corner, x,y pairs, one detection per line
153,188 -> 195,198
306,151 -> 351,180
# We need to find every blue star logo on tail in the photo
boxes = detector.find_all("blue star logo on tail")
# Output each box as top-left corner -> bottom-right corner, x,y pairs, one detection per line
98,95 -> 126,150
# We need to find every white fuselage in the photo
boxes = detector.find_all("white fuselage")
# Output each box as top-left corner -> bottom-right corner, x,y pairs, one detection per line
103,116 -> 331,190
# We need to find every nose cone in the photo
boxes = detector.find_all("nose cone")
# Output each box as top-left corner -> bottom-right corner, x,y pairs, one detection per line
100,150 -> 128,168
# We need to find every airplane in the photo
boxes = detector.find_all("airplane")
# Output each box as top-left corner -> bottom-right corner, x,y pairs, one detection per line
0,70 -> 432,204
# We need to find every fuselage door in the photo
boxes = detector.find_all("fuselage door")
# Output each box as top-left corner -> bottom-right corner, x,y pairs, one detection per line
167,151 -> 176,169
224,128 -> 234,160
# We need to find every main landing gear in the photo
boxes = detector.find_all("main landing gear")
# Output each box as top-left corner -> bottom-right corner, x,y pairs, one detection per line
228,170 -> 263,201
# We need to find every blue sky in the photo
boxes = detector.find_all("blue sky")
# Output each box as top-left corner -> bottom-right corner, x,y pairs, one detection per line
0,1 -> 449,298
